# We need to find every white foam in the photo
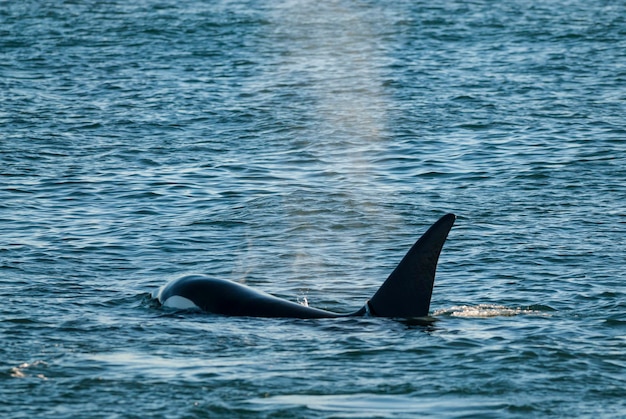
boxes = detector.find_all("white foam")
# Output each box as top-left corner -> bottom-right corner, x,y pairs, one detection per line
151,287 -> 162,300
434,304 -> 545,318
162,295 -> 200,310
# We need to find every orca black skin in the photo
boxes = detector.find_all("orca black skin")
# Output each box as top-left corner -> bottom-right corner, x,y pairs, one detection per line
154,213 -> 455,318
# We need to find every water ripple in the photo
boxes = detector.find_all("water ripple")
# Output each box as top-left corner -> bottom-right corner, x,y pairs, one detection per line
2,0 -> 626,417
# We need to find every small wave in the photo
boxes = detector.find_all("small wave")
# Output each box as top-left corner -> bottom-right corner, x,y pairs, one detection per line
434,304 -> 552,318
9,360 -> 48,380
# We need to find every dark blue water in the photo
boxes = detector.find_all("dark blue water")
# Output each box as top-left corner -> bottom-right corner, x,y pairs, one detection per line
2,0 -> 625,417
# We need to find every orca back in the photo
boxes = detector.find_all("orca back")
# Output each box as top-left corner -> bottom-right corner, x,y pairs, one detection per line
157,275 -> 341,318
154,213 -> 455,319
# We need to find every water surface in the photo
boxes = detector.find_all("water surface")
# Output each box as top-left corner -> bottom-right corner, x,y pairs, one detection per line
2,0 -> 625,417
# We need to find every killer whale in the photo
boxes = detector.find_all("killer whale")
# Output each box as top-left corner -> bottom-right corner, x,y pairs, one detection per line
154,213 -> 455,318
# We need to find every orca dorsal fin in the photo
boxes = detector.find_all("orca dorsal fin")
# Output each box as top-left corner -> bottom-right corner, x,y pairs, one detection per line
367,213 -> 455,318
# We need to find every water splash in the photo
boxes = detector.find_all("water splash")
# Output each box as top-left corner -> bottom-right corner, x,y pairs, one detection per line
434,304 -> 552,318
9,360 -> 48,380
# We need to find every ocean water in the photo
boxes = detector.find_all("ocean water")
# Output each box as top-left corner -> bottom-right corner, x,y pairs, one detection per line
1,0 -> 625,417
